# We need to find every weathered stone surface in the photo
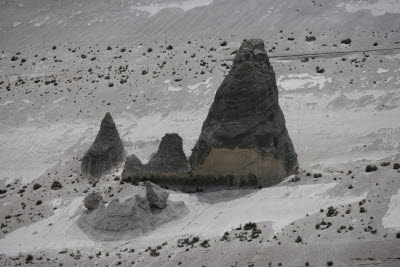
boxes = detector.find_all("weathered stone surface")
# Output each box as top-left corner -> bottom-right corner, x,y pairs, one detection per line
78,193 -> 187,241
145,181 -> 169,209
84,192 -> 103,209
144,133 -> 190,174
189,38 -> 298,186
121,154 -> 143,181
81,112 -> 126,178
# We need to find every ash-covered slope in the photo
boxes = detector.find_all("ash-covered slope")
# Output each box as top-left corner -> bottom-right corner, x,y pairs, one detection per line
190,39 -> 297,186
81,112 -> 126,178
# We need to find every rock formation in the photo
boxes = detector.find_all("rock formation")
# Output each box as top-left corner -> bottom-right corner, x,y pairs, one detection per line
81,112 -> 126,178
84,192 -> 103,209
78,190 -> 187,241
144,133 -> 190,175
121,154 -> 143,181
189,39 -> 298,186
145,181 -> 169,209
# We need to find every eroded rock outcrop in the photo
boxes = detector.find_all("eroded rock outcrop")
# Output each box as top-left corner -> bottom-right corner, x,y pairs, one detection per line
144,133 -> 190,175
145,181 -> 169,209
78,190 -> 187,241
81,112 -> 126,178
121,154 -> 143,181
189,39 -> 298,186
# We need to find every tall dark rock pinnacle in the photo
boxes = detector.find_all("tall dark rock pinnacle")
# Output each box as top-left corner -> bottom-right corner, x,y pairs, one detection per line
81,112 -> 126,178
189,38 -> 298,186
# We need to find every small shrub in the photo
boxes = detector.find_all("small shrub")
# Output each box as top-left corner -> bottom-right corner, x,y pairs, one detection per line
305,36 -> 316,42
220,41 -> 227,46
166,45 -> 173,50
200,240 -> 210,248
327,261 -> 333,266
141,70 -> 148,75
380,162 -> 390,167
396,232 -> 400,238
244,222 -> 257,230
107,46 -> 112,50
149,249 -> 159,257
81,54 -> 87,59
36,200 -> 42,205
147,48 -> 153,53
295,236 -> 302,243
341,38 -> 351,44
393,163 -> 400,170
52,45 -> 57,50
326,206 -> 338,217
26,254 -> 33,262
316,66 -> 325,73
348,184 -> 353,189
108,82 -> 114,87
11,56 -> 18,61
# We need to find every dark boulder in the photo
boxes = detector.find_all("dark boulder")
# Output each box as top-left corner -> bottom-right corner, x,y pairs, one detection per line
81,113 -> 126,178
144,133 -> 190,174
189,39 -> 298,186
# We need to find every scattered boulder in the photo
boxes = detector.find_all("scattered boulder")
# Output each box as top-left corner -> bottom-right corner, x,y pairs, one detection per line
51,181 -> 62,190
366,165 -> 378,172
84,192 -> 103,209
145,133 -> 190,174
145,181 -> 169,209
189,39 -> 298,186
81,113 -> 126,178
121,154 -> 143,182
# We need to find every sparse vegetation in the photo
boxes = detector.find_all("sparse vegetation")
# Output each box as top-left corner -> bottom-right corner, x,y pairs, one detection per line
305,36 -> 316,42
341,38 -> 351,44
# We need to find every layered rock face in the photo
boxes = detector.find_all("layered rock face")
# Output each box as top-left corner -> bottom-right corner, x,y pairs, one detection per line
121,154 -> 143,181
144,133 -> 190,175
81,113 -> 126,178
189,39 -> 298,186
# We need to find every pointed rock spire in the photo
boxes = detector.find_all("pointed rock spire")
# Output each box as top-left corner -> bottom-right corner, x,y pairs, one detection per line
81,112 -> 126,178
145,133 -> 190,174
189,39 -> 298,186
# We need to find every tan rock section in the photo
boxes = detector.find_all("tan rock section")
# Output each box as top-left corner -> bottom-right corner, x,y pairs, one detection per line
192,148 -> 286,186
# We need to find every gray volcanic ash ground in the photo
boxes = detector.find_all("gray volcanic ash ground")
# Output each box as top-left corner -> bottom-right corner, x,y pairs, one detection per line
1,0 -> 400,266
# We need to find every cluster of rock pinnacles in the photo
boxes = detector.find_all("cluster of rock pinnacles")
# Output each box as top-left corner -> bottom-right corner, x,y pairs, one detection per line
81,39 -> 298,186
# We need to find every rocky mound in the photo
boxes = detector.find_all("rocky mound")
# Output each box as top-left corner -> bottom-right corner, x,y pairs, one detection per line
189,39 -> 298,186
78,183 -> 187,241
144,133 -> 190,175
81,112 -> 126,178
121,154 -> 143,182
